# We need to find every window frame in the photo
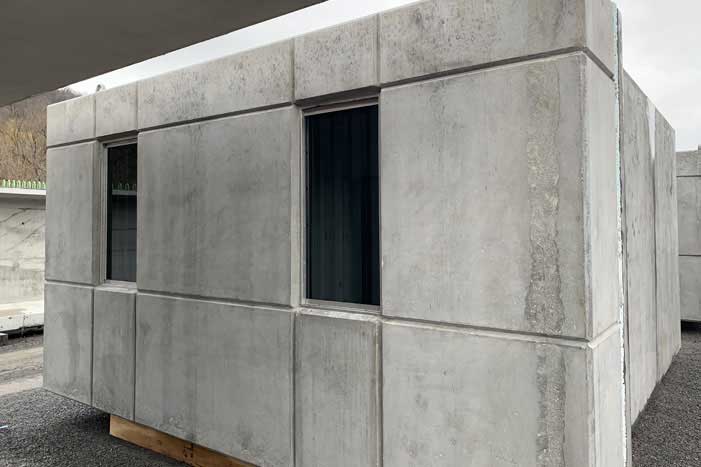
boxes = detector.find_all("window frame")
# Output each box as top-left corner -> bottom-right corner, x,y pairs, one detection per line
100,137 -> 138,287
300,97 -> 381,313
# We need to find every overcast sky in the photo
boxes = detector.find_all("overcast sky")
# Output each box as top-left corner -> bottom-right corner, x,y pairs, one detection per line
70,0 -> 700,150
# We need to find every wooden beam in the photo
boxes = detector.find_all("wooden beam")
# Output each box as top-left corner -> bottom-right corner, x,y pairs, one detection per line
110,415 -> 255,467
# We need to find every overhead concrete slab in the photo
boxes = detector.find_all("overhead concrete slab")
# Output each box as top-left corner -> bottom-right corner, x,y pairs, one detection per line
0,0 -> 325,106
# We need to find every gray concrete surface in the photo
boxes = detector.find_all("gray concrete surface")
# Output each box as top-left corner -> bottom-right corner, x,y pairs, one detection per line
378,0 -> 616,85
95,83 -> 138,138
135,294 -> 293,467
680,256 -> 701,321
678,148 -> 701,176
137,41 -> 293,129
0,195 -> 44,304
622,72 -> 682,424
678,148 -> 701,322
45,142 -> 100,285
46,95 -> 96,146
137,107 -> 300,305
654,110 -> 681,379
294,16 -> 378,101
381,53 -> 599,339
678,176 -> 701,255
43,283 -> 93,405
295,311 -> 379,467
92,285 -> 135,420
0,0 -> 325,106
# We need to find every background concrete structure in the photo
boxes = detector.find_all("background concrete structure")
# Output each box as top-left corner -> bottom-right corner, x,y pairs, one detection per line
0,188 -> 45,304
677,148 -> 701,322
44,1 -> 679,465
621,74 -> 681,426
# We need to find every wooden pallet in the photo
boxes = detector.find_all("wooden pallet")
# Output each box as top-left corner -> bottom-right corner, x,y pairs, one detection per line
110,415 -> 255,467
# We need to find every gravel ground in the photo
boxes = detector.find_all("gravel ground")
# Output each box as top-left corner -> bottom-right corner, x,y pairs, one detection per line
632,323 -> 701,466
0,389 -> 182,466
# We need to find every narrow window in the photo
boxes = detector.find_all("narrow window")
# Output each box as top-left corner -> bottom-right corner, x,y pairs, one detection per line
106,143 -> 137,282
306,104 -> 380,306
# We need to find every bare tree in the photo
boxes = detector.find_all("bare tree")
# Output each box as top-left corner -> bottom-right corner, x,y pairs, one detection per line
0,88 -> 81,182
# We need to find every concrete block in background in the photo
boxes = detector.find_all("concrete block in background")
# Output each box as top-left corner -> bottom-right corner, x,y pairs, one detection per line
135,294 -> 293,467
379,0 -> 616,84
45,142 -> 100,285
381,54 -> 591,338
621,73 -> 657,423
0,195 -> 45,303
677,177 -> 701,255
43,282 -> 93,404
96,83 -> 138,137
382,322 -> 608,467
294,16 -> 378,101
138,41 -> 293,129
654,110 -> 681,378
92,285 -> 136,420
137,107 -> 300,305
295,312 -> 379,467
677,149 -> 701,176
46,94 -> 95,146
680,256 -> 701,322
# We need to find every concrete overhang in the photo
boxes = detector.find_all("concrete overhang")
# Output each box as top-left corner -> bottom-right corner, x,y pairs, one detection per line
0,0 -> 325,106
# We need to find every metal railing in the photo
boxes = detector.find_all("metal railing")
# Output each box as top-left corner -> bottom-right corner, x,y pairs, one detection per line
0,179 -> 46,190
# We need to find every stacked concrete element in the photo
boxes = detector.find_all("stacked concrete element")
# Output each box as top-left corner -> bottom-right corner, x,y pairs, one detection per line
677,148 -> 701,322
44,0 -> 662,465
0,189 -> 45,304
620,73 -> 681,425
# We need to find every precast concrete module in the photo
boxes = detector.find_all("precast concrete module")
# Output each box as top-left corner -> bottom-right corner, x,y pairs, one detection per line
677,147 -> 701,323
621,73 -> 681,426
43,0 -> 679,466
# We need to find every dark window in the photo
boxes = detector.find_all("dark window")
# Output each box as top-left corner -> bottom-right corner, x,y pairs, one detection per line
306,105 -> 380,306
106,143 -> 137,282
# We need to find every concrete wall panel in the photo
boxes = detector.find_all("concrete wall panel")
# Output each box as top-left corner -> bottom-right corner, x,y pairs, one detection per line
138,41 -> 293,129
295,312 -> 379,467
585,59 -> 620,337
621,73 -> 658,422
137,107 -> 300,305
654,111 -> 681,379
678,149 -> 701,176
381,54 -> 589,338
46,94 -> 95,146
591,327 -> 625,467
45,142 -> 100,285
379,0 -> 616,85
382,322 -> 592,467
294,16 -> 378,101
43,282 -> 93,404
96,83 -> 138,137
679,256 -> 701,322
134,294 -> 293,467
0,198 -> 45,303
678,177 -> 701,255
92,285 -> 136,420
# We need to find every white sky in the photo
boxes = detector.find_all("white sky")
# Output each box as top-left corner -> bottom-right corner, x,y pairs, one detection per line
70,0 -> 700,150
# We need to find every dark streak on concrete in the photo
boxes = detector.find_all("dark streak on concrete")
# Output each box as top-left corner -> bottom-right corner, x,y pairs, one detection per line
526,61 -> 566,467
